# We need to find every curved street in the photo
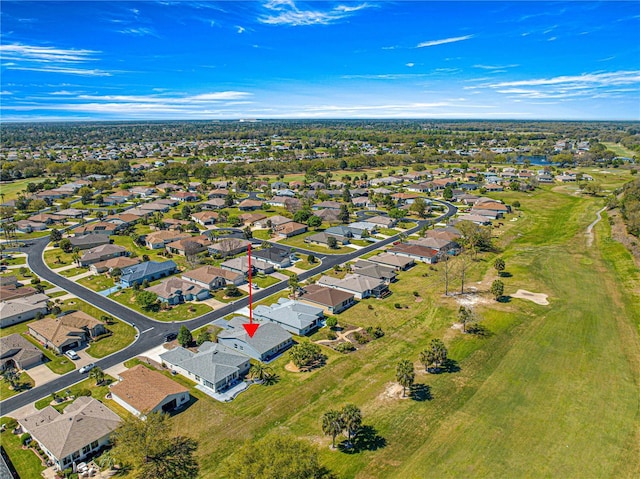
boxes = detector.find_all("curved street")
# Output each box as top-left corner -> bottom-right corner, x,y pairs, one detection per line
0,200 -> 456,414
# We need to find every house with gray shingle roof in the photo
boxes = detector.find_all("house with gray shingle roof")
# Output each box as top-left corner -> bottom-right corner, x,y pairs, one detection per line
350,260 -> 397,283
159,342 -> 250,394
317,273 -> 389,299
0,333 -> 42,371
0,293 -> 49,328
120,260 -> 177,288
217,317 -> 293,362
19,397 -> 121,471
253,298 -> 323,336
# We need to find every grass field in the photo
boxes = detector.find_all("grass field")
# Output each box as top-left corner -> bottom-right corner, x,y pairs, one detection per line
77,273 -> 116,292
602,142 -> 637,158
0,177 -> 47,201
0,372 -> 34,400
161,172 -> 640,478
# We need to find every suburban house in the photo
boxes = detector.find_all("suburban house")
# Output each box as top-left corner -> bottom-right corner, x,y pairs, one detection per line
69,234 -> 111,251
305,231 -> 350,247
350,260 -> 397,283
253,298 -> 324,336
366,215 -> 397,228
369,253 -> 415,270
347,221 -> 378,236
220,256 -> 275,275
266,195 -> 290,207
312,200 -> 341,210
145,231 -> 191,250
0,294 -> 49,328
130,186 -> 156,197
146,277 -> 210,305
0,283 -> 39,301
19,397 -> 121,471
207,188 -> 229,199
0,334 -> 42,371
56,208 -> 88,219
29,311 -> 106,354
16,220 -> 47,233
170,191 -> 199,202
387,243 -> 439,263
78,244 -> 127,267
28,213 -> 65,225
201,198 -> 226,210
110,364 -> 190,417
73,222 -> 118,236
159,342 -> 250,394
470,208 -> 503,220
352,196 -> 372,208
217,317 -> 293,362
474,200 -> 510,213
208,238 -> 251,257
90,256 -> 139,274
238,212 -> 268,226
165,235 -> 211,256
105,190 -> 133,204
314,208 -> 341,223
425,227 -> 462,242
191,211 -> 218,226
120,260 -> 178,288
317,274 -> 389,299
254,215 -> 292,229
274,221 -> 307,238
410,237 -> 461,255
238,199 -> 264,211
182,265 -> 245,289
299,284 -> 356,314
252,246 -> 293,269
104,213 -> 139,229
453,214 -> 492,226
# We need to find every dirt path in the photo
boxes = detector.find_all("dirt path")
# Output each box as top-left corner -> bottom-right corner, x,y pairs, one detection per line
586,206 -> 607,247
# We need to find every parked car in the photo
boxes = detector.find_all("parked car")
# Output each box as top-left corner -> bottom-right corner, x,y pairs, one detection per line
65,350 -> 79,360
79,363 -> 95,374
164,332 -> 177,342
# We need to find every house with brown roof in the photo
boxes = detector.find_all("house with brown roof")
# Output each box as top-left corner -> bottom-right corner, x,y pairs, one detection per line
145,230 -> 191,249
19,397 -> 121,471
110,364 -> 190,418
299,284 -> 355,314
27,213 -> 65,225
90,256 -> 140,274
254,214 -> 292,229
78,244 -> 127,267
29,311 -> 106,354
207,188 -> 230,199
191,211 -> 218,226
0,333 -> 42,371
238,212 -> 268,226
182,265 -> 244,289
0,283 -> 39,301
165,235 -> 211,256
170,191 -> 199,202
275,221 -> 307,238
73,222 -> 118,236
201,198 -> 226,210
238,199 -> 264,211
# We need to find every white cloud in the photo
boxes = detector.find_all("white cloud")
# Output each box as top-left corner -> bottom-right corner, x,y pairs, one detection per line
236,25 -> 245,33
488,71 -> 640,89
118,27 -> 159,37
259,0 -> 373,26
0,44 -> 98,63
0,43 -> 111,76
474,64 -> 519,70
417,35 -> 474,48
406,63 -> 415,68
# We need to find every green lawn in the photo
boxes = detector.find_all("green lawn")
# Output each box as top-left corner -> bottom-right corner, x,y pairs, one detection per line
211,289 -> 247,303
57,266 -> 88,278
34,375 -> 117,411
291,259 -> 319,270
108,289 -> 213,321
252,274 -> 281,289
0,371 -> 34,399
43,247 -> 74,268
77,273 -> 116,292
376,227 -> 401,236
0,177 -> 47,201
161,173 -> 640,478
0,320 -> 30,338
602,142 -> 637,158
0,416 -> 45,478
0,254 -> 27,266
252,229 -> 272,240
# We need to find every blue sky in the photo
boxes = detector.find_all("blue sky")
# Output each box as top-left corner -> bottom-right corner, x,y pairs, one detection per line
1,1 -> 639,121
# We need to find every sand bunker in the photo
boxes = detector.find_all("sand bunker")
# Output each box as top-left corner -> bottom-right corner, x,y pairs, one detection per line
378,382 -> 408,401
511,289 -> 549,305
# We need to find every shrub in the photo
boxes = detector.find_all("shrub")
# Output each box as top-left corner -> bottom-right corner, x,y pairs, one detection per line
394,303 -> 402,309
367,304 -> 374,310
335,342 -> 356,353
3,418 -> 18,431
325,316 -> 338,329
327,331 -> 337,341
413,291 -> 420,297
76,388 -> 92,397
30,277 -> 41,285
21,433 -> 32,446
353,332 -> 369,344
372,326 -> 385,338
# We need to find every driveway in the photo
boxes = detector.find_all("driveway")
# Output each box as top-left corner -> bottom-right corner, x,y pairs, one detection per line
27,363 -> 62,387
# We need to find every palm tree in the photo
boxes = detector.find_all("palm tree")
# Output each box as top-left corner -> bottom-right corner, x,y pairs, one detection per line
89,366 -> 105,386
3,366 -> 20,390
248,363 -> 273,383
396,359 -> 415,398
340,404 -> 362,446
322,410 -> 344,449
419,339 -> 448,373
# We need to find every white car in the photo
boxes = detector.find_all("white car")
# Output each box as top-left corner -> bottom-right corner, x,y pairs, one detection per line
65,350 -> 79,360
79,363 -> 95,374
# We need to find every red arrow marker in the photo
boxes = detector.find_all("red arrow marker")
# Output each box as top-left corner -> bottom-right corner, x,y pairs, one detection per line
243,243 -> 259,338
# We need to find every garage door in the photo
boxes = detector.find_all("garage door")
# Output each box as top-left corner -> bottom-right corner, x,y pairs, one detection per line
61,342 -> 79,352
162,399 -> 177,412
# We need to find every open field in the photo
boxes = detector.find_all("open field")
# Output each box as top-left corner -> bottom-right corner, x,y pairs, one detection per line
602,142 -> 637,158
0,177 -> 47,201
161,172 -> 640,478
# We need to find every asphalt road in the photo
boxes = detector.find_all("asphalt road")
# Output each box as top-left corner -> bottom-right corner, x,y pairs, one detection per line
0,199 -> 456,415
